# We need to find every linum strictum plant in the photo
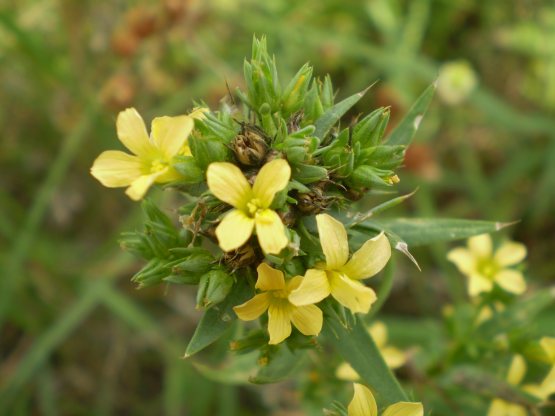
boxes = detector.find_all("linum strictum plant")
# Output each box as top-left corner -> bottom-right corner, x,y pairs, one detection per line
91,37 -> 547,413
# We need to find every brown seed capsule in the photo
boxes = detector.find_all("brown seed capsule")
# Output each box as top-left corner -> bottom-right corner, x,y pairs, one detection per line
297,187 -> 331,215
222,244 -> 258,270
343,187 -> 367,201
287,110 -> 304,133
264,149 -> 283,163
231,124 -> 269,166
278,205 -> 297,227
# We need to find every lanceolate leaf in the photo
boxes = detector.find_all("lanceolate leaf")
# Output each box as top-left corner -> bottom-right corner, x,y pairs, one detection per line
314,84 -> 374,140
358,218 -> 514,246
323,304 -> 409,407
184,279 -> 251,358
386,82 -> 436,146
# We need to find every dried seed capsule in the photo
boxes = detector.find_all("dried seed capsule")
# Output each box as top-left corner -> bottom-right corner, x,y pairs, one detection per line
222,244 -> 258,270
231,124 -> 269,166
278,205 -> 297,227
297,186 -> 330,215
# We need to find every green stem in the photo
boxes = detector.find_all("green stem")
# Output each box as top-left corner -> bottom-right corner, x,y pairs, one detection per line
323,304 -> 408,407
367,261 -> 395,320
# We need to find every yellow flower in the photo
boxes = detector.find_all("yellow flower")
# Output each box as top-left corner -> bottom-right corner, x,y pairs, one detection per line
337,321 -> 407,380
91,107 -> 206,200
348,383 -> 423,416
206,159 -> 291,254
447,234 -> 527,297
289,213 -> 391,314
488,352 -> 555,416
233,263 -> 323,345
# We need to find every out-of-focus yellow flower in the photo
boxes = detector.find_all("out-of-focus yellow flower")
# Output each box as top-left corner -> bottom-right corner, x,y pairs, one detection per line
447,234 -> 527,297
437,60 -> 478,105
348,383 -> 423,416
206,159 -> 291,254
488,350 -> 555,416
91,107 -> 207,200
337,321 -> 407,380
289,213 -> 390,314
233,263 -> 323,345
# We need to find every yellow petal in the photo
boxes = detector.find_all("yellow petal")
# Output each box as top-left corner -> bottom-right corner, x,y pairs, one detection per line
116,108 -> 154,156
255,209 -> 288,254
215,209 -> 255,252
382,347 -> 407,370
540,366 -> 555,397
348,383 -> 377,416
507,355 -> 526,386
233,293 -> 270,321
285,275 -> 303,292
189,107 -> 209,120
154,166 -> 183,183
90,150 -> 143,187
207,162 -> 252,209
329,272 -> 377,314
290,304 -> 323,336
494,241 -> 527,267
382,402 -> 424,416
255,263 -> 286,291
341,232 -> 391,280
467,274 -> 493,297
540,337 -> 555,363
336,362 -> 360,381
267,301 -> 292,344
468,234 -> 492,259
125,173 -> 160,201
316,213 -> 349,269
151,115 -> 194,158
487,399 -> 510,416
494,269 -> 526,295
369,322 -> 388,348
252,159 -> 291,208
447,247 -> 477,275
288,269 -> 330,306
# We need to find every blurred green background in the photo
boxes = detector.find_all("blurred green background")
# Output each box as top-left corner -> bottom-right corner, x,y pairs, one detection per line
1,0 -> 554,414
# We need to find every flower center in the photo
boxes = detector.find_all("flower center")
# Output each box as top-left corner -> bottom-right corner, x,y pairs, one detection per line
477,258 -> 500,279
270,289 -> 289,299
150,159 -> 169,173
246,198 -> 264,217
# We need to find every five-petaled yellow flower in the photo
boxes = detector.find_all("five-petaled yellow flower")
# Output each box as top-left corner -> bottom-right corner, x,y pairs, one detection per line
447,234 -> 527,297
206,159 -> 291,254
233,263 -> 323,344
91,107 -> 206,201
289,213 -> 391,314
487,349 -> 555,416
337,321 -> 407,381
348,383 -> 423,416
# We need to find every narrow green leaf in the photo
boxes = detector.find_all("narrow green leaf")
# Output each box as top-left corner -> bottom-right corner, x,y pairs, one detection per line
386,82 -> 436,146
358,218 -> 515,246
348,188 -> 418,226
323,305 -> 408,407
314,85 -> 373,139
184,280 -> 251,358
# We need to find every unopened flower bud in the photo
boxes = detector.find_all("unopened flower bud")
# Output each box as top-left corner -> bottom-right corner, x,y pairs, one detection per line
196,270 -> 234,309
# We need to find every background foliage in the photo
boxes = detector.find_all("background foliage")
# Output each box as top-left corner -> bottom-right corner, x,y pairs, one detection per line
0,0 -> 553,414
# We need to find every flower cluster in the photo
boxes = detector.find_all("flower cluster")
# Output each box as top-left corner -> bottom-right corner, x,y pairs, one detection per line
92,38 -> 398,348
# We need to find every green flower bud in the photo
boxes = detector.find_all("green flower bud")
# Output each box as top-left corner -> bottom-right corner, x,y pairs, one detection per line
292,163 -> 328,184
173,156 -> 204,184
352,107 -> 389,148
196,270 -> 234,309
172,251 -> 214,274
131,259 -> 169,288
349,165 -> 394,188
189,135 -> 229,169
